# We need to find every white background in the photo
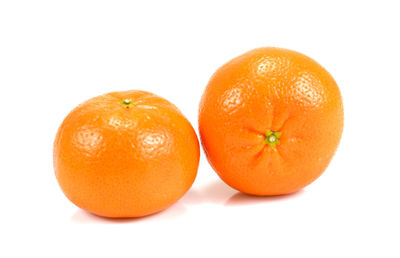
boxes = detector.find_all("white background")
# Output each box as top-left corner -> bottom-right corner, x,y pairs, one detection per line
1,0 -> 399,257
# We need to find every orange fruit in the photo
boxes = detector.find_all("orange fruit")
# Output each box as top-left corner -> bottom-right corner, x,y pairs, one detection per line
54,90 -> 199,218
199,47 -> 343,196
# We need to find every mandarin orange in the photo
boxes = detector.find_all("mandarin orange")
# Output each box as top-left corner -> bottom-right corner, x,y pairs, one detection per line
199,47 -> 343,195
54,90 -> 199,217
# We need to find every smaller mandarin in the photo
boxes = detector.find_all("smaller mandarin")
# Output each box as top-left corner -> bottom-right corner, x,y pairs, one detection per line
199,47 -> 344,196
54,90 -> 199,218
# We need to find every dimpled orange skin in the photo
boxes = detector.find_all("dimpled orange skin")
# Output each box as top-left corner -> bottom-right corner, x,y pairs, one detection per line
54,90 -> 199,218
199,47 -> 343,196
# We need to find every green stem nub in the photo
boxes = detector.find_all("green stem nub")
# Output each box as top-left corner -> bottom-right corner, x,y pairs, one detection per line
264,130 -> 281,148
120,99 -> 133,108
